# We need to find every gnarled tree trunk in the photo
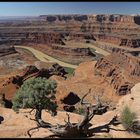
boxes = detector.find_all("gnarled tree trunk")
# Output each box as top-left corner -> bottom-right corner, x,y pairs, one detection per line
27,89 -> 116,138
47,89 -> 109,138
27,108 -> 52,137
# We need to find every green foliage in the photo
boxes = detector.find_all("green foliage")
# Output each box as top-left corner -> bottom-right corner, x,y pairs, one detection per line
120,106 -> 136,131
12,77 -> 57,112
74,107 -> 85,115
64,67 -> 74,74
64,67 -> 75,77
89,48 -> 96,52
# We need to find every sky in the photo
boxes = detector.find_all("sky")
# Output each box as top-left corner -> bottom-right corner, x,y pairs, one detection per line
0,2 -> 140,16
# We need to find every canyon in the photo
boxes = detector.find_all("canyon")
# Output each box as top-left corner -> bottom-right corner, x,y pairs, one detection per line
0,14 -> 140,103
0,14 -> 140,138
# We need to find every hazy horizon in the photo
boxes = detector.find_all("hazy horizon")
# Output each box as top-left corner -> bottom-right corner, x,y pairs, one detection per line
0,2 -> 140,17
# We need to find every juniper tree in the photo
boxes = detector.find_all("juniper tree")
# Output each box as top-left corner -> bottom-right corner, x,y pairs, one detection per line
12,77 -> 58,127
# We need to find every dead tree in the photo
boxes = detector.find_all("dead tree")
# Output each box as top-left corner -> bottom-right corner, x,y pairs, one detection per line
46,89 -> 110,138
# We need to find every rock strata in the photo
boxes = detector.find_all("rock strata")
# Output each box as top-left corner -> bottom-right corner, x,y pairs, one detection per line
94,52 -> 140,95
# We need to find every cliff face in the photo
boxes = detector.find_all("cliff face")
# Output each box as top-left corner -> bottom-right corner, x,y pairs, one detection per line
94,34 -> 140,48
1,53 -> 139,109
134,16 -> 140,25
94,52 -> 140,95
39,14 -> 140,25
0,32 -> 65,46
0,14 -> 140,50
52,45 -> 96,57
40,15 -> 88,23
1,64 -> 67,101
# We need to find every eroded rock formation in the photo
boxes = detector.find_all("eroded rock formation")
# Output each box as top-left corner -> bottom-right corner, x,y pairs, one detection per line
1,63 -> 67,101
0,14 -> 140,111
0,14 -> 140,51
94,52 -> 140,95
39,14 -> 140,25
0,44 -> 17,57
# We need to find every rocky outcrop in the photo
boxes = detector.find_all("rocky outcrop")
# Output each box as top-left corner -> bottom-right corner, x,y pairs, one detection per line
134,16 -> 140,25
93,34 -> 140,48
39,14 -> 139,25
61,92 -> 80,105
0,44 -> 17,57
0,32 -> 96,61
67,33 -> 96,41
40,14 -> 88,23
0,32 -> 65,46
94,52 -> 140,95
60,91 -> 81,112
117,83 -> 140,134
21,65 -> 39,78
0,94 -> 13,108
95,58 -> 133,95
52,45 -> 96,57
1,63 -> 67,100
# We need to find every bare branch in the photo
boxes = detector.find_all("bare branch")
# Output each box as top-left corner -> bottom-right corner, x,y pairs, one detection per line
29,118 -> 36,122
28,108 -> 35,115
94,95 -> 102,106
66,113 -> 70,124
63,113 -> 74,128
27,89 -> 111,138
20,108 -> 35,115
88,111 -> 95,122
80,89 -> 91,106
27,126 -> 40,137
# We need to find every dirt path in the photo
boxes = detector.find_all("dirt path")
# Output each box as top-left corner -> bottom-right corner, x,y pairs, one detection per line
15,46 -> 78,69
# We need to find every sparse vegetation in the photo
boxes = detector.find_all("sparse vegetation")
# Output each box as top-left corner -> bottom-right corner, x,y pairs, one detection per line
120,106 -> 136,132
64,67 -> 75,77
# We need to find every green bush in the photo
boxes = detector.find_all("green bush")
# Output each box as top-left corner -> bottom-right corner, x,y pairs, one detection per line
120,106 -> 136,131
12,77 -> 57,112
64,67 -> 75,77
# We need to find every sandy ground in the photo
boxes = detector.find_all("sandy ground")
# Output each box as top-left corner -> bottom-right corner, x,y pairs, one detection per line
0,83 -> 140,138
0,106 -> 139,138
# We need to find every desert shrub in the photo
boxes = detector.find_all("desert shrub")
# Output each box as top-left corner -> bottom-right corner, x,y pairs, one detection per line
64,67 -> 74,74
120,106 -> 136,132
74,107 -> 85,115
64,67 -> 75,77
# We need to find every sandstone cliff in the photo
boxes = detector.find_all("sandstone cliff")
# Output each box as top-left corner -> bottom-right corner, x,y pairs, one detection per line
94,52 -> 140,95
39,14 -> 140,25
0,14 -> 140,49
